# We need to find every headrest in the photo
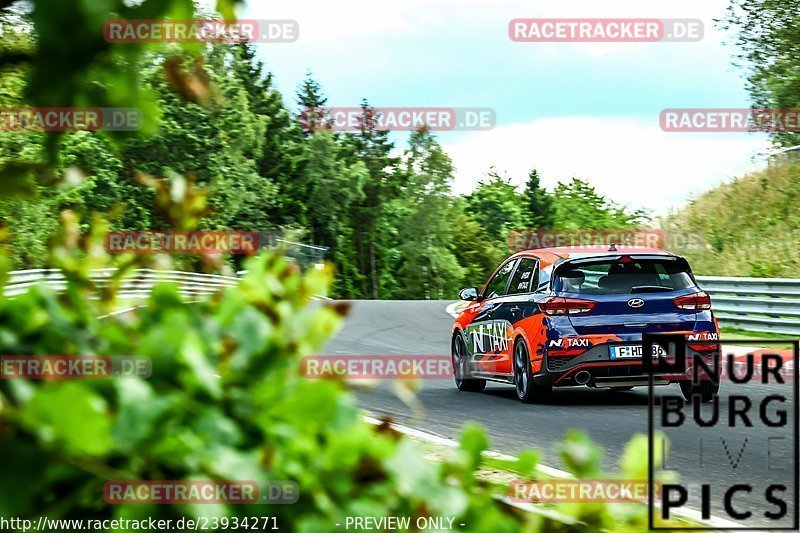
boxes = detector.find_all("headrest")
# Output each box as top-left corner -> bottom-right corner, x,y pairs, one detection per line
560,269 -> 585,284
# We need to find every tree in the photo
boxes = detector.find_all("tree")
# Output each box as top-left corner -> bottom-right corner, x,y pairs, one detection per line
464,169 -> 529,242
550,178 -> 648,229
339,100 -> 402,299
296,70 -> 329,110
303,131 -> 367,297
0,3 -> 653,296
450,198 -> 506,290
393,128 -> 464,299
231,44 -> 304,227
295,70 -> 330,134
120,46 -> 279,235
720,0 -> 800,146
524,168 -> 553,229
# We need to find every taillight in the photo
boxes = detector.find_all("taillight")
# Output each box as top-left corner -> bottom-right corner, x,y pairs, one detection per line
673,291 -> 711,311
539,296 -> 596,316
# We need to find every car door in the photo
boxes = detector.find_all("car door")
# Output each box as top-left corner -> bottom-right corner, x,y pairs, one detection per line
484,257 -> 541,375
465,257 -> 519,376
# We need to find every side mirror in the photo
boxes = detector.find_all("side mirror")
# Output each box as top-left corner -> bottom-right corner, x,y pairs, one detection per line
459,287 -> 479,301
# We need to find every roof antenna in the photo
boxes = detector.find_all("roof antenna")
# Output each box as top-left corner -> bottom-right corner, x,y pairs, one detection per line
608,242 -> 618,252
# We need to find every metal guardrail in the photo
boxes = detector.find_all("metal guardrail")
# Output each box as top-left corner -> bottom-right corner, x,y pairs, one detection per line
696,276 -> 800,336
3,268 -> 239,300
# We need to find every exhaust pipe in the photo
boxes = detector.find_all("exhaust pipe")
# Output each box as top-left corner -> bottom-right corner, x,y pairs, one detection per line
575,371 -> 591,385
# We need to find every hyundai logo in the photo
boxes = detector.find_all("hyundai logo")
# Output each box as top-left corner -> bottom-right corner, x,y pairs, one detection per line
627,298 -> 645,309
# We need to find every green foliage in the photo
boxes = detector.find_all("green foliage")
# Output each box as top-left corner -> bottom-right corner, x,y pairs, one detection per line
524,169 -> 553,229
557,430 -> 603,478
0,220 -> 522,531
720,0 -> 800,147
304,131 -> 368,297
465,171 -> 530,242
457,173 -> 646,290
450,199 -> 507,290
0,20 -> 284,269
665,163 -> 800,276
336,100 -> 404,299
305,132 -> 366,250
550,178 -> 648,230
22,0 -> 193,159
391,128 -> 465,299
296,70 -> 330,135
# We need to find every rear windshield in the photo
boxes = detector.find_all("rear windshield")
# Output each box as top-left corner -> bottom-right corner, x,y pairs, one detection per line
553,258 -> 695,294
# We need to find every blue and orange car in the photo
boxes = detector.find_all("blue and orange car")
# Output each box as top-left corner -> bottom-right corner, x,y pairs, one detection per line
451,245 -> 720,402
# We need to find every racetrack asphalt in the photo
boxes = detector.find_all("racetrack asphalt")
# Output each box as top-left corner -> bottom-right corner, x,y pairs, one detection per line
321,300 -> 798,529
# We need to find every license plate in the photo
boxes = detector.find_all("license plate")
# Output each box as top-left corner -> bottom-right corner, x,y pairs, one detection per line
609,345 -> 667,359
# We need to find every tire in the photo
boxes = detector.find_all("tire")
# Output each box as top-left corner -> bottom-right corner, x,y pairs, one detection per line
679,381 -> 719,403
513,339 -> 551,403
452,334 -> 486,392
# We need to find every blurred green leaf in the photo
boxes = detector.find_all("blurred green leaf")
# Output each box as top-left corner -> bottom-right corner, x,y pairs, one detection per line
557,430 -> 602,478
20,381 -> 113,456
459,423 -> 489,468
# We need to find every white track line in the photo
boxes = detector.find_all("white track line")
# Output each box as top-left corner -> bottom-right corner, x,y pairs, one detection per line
364,414 -> 748,530
362,413 -> 570,476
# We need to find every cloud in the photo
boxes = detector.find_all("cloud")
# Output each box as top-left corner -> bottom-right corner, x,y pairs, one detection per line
242,0 -> 432,43
239,0 -> 762,216
243,0 -> 732,46
441,116 -> 770,214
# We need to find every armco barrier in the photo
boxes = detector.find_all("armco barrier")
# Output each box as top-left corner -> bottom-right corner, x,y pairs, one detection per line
3,268 -> 239,300
696,276 -> 800,335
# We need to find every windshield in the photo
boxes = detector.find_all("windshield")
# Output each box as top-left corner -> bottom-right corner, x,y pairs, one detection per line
553,258 -> 696,294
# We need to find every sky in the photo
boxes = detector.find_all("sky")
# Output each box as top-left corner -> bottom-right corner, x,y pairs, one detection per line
240,0 -> 771,215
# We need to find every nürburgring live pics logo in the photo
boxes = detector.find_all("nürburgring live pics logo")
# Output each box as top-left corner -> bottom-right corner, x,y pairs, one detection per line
645,334 -> 799,530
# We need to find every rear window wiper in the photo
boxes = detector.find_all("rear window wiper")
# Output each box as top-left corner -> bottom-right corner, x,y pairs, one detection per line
630,285 -> 674,293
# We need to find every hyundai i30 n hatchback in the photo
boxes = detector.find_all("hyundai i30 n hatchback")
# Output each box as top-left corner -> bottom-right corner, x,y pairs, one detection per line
451,245 -> 720,403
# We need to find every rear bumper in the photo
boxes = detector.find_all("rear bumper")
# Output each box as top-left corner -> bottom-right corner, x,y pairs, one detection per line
534,361 -> 678,387
536,342 -> 717,387
535,362 -> 678,387
593,376 -> 671,388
